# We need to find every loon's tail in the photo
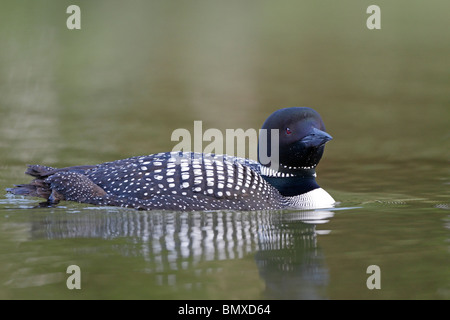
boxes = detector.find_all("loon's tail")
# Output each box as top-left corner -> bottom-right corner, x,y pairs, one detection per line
7,164 -> 100,206
6,165 -> 56,200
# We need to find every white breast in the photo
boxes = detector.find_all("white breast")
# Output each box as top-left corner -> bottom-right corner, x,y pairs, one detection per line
287,188 -> 335,209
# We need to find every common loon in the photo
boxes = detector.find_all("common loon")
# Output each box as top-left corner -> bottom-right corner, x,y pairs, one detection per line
7,107 -> 335,211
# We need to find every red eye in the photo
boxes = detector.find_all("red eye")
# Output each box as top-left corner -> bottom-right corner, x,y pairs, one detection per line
286,127 -> 292,135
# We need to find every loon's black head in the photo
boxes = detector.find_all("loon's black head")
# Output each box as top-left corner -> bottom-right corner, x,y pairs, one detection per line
258,107 -> 332,175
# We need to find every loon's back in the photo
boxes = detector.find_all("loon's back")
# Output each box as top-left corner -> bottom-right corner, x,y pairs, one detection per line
86,152 -> 288,210
8,152 -> 290,210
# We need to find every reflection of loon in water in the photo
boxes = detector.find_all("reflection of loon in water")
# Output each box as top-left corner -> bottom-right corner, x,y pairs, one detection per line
255,212 -> 331,299
33,208 -> 334,299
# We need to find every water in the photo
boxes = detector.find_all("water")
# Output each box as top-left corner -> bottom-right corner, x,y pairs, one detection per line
0,1 -> 449,299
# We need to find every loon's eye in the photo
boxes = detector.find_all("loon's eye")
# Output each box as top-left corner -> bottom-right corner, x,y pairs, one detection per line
285,127 -> 292,135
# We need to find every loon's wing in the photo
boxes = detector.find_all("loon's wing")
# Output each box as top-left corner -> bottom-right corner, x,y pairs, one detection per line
84,152 -> 284,210
7,152 -> 285,210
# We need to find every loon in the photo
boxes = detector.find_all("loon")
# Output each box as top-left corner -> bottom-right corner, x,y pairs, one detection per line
7,107 -> 335,211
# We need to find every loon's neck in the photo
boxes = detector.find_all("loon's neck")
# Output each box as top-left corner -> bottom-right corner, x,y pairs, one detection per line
261,168 -> 320,197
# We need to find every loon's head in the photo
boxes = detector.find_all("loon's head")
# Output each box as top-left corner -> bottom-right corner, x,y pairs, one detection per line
258,107 -> 332,175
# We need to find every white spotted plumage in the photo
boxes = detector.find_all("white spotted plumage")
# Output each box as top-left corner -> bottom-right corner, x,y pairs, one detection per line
60,151 -> 297,210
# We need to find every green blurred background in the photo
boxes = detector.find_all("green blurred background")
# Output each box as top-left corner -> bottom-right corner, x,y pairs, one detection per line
1,0 -> 448,165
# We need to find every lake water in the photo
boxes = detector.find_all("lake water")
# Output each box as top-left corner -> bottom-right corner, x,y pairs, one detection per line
0,1 -> 449,300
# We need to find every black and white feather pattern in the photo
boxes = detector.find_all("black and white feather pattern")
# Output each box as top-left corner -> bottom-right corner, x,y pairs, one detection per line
50,152 -> 289,210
